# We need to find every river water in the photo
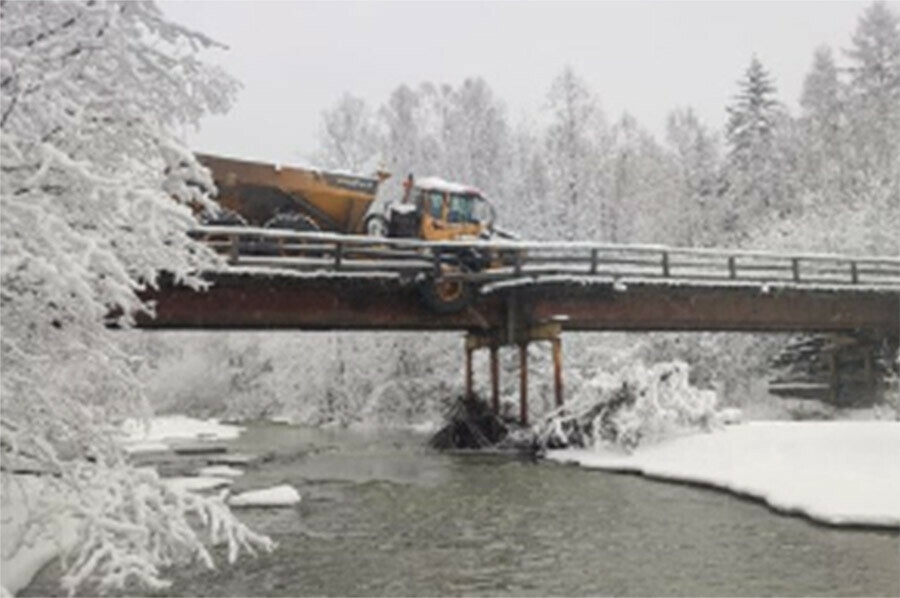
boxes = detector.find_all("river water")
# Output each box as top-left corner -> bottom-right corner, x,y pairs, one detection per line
25,423 -> 900,597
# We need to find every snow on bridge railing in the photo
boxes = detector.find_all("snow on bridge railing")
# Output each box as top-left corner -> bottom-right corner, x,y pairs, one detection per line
189,226 -> 900,290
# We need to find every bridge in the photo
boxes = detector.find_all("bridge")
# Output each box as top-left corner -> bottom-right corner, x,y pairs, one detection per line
139,227 -> 900,424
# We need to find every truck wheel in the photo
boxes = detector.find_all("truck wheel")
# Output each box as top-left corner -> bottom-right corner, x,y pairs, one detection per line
364,214 -> 390,237
419,267 -> 473,314
203,209 -> 248,227
199,210 -> 253,257
260,214 -> 320,256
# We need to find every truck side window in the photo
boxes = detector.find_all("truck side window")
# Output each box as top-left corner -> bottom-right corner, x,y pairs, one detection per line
413,189 -> 425,209
427,191 -> 444,219
472,197 -> 491,223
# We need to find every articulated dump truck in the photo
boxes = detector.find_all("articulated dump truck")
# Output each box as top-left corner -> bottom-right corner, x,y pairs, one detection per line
196,153 -> 497,241
195,153 -> 507,312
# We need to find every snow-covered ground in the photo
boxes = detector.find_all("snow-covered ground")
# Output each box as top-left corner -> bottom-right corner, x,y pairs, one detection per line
228,485 -> 302,507
199,465 -> 245,477
0,478 -> 79,597
547,421 -> 900,528
120,415 -> 243,453
164,476 -> 233,493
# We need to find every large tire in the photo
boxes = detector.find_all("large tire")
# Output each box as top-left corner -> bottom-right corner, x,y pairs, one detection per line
419,265 -> 473,314
258,213 -> 321,256
198,210 -> 254,258
364,213 -> 390,237
203,209 -> 248,227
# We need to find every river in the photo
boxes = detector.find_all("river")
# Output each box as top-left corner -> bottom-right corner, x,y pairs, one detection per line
24,423 -> 900,597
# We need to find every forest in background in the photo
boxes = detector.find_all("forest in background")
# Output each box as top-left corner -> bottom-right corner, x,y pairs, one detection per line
140,1 -> 900,424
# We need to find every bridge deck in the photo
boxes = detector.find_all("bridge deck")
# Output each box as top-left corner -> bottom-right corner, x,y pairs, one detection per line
138,229 -> 900,335
140,271 -> 900,335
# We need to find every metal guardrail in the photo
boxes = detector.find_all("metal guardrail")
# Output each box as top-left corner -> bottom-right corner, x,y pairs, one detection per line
190,226 -> 900,290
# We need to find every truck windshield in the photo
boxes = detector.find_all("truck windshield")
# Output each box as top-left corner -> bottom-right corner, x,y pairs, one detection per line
448,193 -> 477,223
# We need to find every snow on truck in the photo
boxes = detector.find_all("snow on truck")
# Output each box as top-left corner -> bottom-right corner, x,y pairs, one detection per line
194,153 -> 506,312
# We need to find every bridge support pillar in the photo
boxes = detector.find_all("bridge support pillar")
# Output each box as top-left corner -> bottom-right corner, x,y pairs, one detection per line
552,337 -> 564,408
519,343 -> 528,426
490,345 -> 500,415
464,322 -> 562,428
464,345 -> 474,401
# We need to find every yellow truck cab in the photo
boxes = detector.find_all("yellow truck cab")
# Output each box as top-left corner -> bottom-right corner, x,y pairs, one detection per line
376,175 -> 495,242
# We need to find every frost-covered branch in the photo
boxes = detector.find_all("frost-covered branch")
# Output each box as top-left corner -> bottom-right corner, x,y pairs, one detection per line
536,361 -> 719,452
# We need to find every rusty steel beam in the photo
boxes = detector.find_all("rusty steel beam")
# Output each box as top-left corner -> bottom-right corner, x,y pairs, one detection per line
139,273 -> 503,331
524,282 -> 900,334
490,345 -> 500,414
519,343 -> 529,427
138,273 -> 900,336
464,345 -> 474,401
552,337 -> 564,407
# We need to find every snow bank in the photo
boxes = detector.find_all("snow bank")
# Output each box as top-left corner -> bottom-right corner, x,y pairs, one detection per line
122,441 -> 170,455
198,465 -> 244,478
547,421 -> 900,528
120,415 -> 243,446
228,485 -> 301,508
164,476 -> 233,493
0,478 -> 79,596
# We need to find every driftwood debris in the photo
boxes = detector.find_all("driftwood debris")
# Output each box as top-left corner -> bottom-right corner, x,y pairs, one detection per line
429,395 -> 510,450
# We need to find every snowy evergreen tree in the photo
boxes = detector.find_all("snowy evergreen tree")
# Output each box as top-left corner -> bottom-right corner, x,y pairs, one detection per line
314,93 -> 381,173
724,56 -> 792,233
0,1 -> 270,593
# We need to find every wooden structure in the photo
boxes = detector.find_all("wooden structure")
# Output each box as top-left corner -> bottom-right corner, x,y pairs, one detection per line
770,334 -> 898,406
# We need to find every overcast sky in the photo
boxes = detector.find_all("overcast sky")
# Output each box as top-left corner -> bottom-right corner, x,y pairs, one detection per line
160,1 -> 881,166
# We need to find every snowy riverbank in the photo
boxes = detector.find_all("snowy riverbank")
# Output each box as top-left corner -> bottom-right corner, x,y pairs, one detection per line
1,416 -> 253,596
547,421 -> 900,528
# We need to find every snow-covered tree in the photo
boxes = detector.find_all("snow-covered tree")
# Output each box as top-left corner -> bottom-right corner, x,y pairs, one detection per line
724,56 -> 793,233
544,66 -> 608,240
504,119 -> 552,238
429,77 -> 510,198
799,46 -> 847,198
313,93 -> 381,173
378,84 -> 426,180
607,113 -> 674,243
844,1 -> 900,182
665,107 -> 723,245
1,1 -> 270,593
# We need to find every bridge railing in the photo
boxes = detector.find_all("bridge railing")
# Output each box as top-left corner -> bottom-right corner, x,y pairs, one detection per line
190,226 -> 900,289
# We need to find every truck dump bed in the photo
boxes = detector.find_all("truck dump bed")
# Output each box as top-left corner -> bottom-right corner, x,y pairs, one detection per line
197,153 -> 385,233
